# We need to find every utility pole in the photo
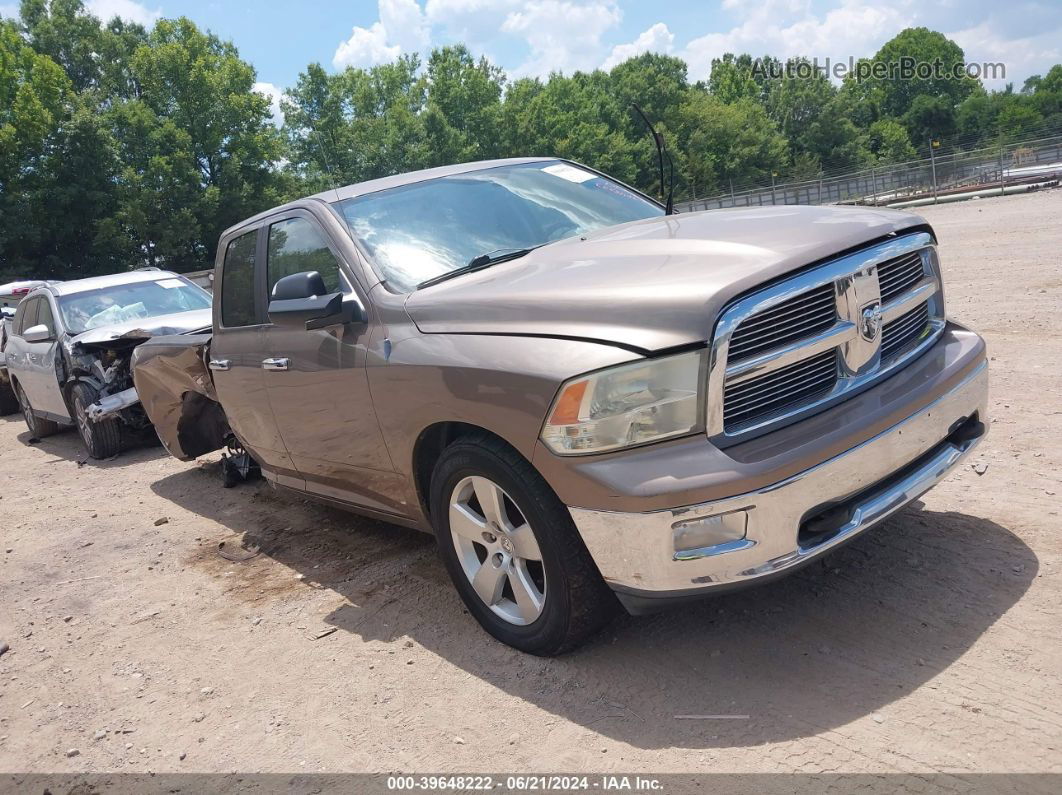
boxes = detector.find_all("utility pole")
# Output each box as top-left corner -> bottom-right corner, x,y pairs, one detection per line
928,138 -> 939,204
771,172 -> 777,205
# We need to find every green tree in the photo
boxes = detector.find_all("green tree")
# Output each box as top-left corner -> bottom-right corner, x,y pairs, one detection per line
130,17 -> 283,269
863,119 -> 917,163
903,93 -> 957,147
678,91 -> 787,196
425,45 -> 504,159
707,53 -> 771,104
845,28 -> 977,119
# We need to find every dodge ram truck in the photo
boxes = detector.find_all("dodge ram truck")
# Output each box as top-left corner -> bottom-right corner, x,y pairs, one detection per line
131,157 -> 989,655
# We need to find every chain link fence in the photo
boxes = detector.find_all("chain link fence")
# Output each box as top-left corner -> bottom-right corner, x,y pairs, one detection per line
676,132 -> 1062,212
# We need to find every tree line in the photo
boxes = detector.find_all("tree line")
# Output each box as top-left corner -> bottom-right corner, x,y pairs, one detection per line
2,0 -> 1061,281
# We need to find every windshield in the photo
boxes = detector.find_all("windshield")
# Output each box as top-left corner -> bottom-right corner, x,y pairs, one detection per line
58,277 -> 211,335
336,160 -> 663,292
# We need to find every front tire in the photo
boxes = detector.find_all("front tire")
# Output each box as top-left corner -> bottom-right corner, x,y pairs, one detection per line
429,434 -> 617,655
71,382 -> 122,459
16,383 -> 59,439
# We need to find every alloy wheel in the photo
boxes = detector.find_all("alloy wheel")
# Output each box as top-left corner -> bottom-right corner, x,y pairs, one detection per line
448,475 -> 546,626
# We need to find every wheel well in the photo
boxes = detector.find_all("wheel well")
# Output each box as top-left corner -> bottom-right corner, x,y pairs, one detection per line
413,422 -> 513,519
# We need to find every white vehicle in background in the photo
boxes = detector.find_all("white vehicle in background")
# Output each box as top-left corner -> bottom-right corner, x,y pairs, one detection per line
4,270 -> 211,458
0,280 -> 55,416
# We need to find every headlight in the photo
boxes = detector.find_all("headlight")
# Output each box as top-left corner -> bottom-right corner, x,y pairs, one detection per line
541,350 -> 707,455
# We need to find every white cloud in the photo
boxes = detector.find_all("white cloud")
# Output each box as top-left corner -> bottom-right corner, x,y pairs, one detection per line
86,0 -> 162,27
333,0 -> 429,70
601,22 -> 674,70
950,22 -> 1062,90
253,81 -> 284,126
0,3 -> 20,20
502,0 -> 622,76
425,0 -> 519,44
682,0 -> 905,82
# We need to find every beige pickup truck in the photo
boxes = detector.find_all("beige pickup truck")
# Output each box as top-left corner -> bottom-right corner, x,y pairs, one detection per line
132,158 -> 988,655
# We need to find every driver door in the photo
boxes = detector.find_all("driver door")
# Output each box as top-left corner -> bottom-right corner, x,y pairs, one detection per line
210,226 -> 296,479
258,210 -> 403,515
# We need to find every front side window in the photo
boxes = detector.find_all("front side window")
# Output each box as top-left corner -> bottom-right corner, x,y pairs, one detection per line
36,297 -> 56,336
337,160 -> 663,292
58,278 -> 211,335
267,217 -> 341,296
221,231 -> 258,327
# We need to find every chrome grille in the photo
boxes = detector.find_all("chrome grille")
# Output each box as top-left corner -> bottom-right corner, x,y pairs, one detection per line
727,283 -> 836,362
881,303 -> 931,361
708,232 -> 946,443
878,251 -> 926,303
723,350 -> 837,431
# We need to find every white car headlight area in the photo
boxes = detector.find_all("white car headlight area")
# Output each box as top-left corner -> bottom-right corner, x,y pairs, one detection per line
541,349 -> 707,455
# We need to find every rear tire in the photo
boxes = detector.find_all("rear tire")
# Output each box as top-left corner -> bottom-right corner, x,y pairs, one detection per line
429,433 -> 617,656
0,382 -> 18,415
16,382 -> 59,439
71,382 -> 122,459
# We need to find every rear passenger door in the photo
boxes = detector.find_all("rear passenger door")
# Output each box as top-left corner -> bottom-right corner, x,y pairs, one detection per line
259,210 -> 401,514
210,227 -> 296,479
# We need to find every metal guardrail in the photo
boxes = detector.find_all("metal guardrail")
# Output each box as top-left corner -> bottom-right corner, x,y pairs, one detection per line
676,133 -> 1062,212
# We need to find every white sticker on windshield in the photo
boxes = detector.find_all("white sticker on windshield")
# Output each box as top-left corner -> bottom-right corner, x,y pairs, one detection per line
157,279 -> 184,289
542,163 -> 596,183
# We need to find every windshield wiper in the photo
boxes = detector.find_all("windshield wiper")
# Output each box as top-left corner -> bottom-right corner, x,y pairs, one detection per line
417,247 -> 538,290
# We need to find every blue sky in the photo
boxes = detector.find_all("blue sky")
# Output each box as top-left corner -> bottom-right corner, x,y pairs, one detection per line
4,0 -> 1061,120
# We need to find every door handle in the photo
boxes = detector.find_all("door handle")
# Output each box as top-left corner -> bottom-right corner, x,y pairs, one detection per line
261,357 -> 290,371
208,359 -> 231,371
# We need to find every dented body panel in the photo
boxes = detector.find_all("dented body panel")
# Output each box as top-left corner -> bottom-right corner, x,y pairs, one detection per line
130,333 -> 228,460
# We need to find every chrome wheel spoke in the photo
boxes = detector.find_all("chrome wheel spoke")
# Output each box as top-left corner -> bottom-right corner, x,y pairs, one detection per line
471,557 -> 506,606
507,522 -> 542,562
508,562 -> 545,623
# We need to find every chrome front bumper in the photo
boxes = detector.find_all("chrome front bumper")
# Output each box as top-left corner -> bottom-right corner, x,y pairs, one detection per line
568,359 -> 988,611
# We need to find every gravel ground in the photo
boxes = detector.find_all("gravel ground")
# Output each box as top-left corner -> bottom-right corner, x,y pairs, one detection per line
1,188 -> 1060,777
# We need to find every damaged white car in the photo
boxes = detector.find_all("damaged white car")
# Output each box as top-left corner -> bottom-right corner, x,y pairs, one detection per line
3,270 -> 211,458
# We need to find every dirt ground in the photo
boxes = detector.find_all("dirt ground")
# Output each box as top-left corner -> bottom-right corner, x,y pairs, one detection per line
1,189 -> 1060,777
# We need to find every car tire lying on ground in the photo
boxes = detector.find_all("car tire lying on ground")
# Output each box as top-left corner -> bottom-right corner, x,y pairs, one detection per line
0,383 -> 19,416
16,382 -> 59,439
429,433 -> 618,656
71,382 -> 122,459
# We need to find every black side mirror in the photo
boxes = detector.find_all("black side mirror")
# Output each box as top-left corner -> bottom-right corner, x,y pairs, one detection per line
267,271 -> 365,330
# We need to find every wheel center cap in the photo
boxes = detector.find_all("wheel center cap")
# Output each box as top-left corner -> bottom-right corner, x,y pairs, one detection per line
500,536 -> 515,555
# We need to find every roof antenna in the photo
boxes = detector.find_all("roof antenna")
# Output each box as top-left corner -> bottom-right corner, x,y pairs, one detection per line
631,104 -> 675,215
311,127 -> 341,201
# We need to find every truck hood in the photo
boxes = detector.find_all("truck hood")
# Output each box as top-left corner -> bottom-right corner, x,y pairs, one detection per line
404,205 -> 929,353
68,308 -> 213,352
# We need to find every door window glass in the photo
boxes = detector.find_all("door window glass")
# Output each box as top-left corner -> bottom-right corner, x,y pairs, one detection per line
267,217 -> 341,296
221,230 -> 258,327
36,298 -> 56,336
14,298 -> 38,336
